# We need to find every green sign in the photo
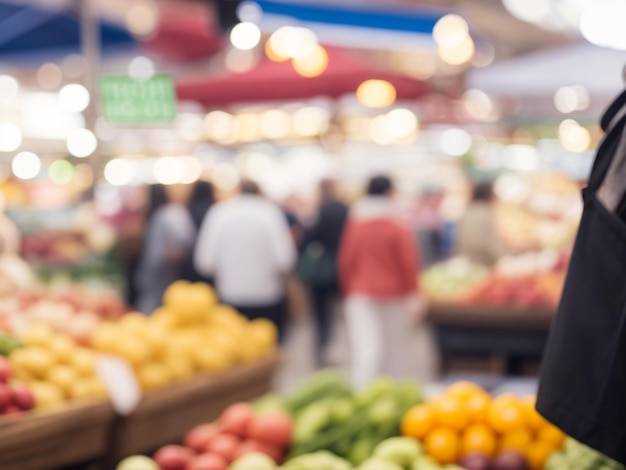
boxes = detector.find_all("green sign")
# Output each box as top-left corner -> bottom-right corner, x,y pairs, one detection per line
98,74 -> 177,124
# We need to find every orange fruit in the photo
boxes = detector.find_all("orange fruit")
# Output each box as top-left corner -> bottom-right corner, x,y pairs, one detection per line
402,404 -> 435,439
446,381 -> 488,401
488,400 -> 527,433
525,441 -> 554,470
521,395 -> 549,431
424,427 -> 460,464
460,423 -> 497,458
537,424 -> 566,449
466,392 -> 491,423
492,393 -> 520,409
500,427 -> 533,453
432,395 -> 470,431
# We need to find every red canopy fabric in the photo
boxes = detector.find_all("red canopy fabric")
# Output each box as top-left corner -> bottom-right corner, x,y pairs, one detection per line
176,47 -> 427,107
144,3 -> 223,62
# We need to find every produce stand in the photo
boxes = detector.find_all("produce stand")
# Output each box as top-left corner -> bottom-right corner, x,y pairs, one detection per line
428,303 -> 555,376
108,352 -> 279,464
0,399 -> 115,470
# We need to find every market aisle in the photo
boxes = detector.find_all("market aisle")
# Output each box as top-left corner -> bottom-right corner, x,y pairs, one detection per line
274,312 -> 440,393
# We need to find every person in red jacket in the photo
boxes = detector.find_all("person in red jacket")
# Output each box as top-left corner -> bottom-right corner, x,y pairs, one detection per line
339,175 -> 422,388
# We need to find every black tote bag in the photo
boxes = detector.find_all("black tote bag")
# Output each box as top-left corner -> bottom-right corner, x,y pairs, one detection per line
537,89 -> 626,464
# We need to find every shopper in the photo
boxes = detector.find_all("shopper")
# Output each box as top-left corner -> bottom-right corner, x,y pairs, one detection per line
456,181 -> 507,266
180,181 -> 215,283
135,184 -> 196,314
299,178 -> 348,366
339,175 -> 421,388
194,180 -> 296,339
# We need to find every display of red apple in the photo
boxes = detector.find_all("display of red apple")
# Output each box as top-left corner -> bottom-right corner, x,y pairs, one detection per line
185,423 -> 221,453
0,356 -> 11,382
0,363 -> 35,418
247,412 -> 293,449
153,445 -> 195,470
219,402 -> 254,438
153,402 -> 293,467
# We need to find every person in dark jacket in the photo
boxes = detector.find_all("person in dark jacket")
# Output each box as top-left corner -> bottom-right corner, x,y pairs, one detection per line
301,178 -> 348,366
180,181 -> 215,284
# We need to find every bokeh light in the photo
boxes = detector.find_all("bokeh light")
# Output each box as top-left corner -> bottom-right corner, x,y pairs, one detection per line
554,86 -> 590,114
58,84 -> 90,113
292,107 -> 330,137
0,123 -> 22,152
292,44 -> 329,77
384,108 -> 418,138
356,80 -> 397,109
67,128 -> 98,158
260,110 -> 291,140
440,128 -> 472,156
559,119 -> 591,152
154,157 -> 185,185
230,22 -> 262,51
36,63 -> 63,89
48,159 -> 74,185
12,152 -> 41,180
105,159 -> 134,186
0,75 -> 19,104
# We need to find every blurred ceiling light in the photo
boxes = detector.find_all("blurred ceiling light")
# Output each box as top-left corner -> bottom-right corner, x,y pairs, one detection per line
433,14 -> 470,49
235,113 -> 261,142
384,108 -> 418,138
37,63 -> 63,89
128,56 -> 155,81
48,159 -> 74,185
204,111 -> 235,143
439,36 -> 475,65
62,54 -> 86,79
230,22 -> 262,51
463,89 -> 498,122
356,80 -> 397,109
74,163 -> 94,189
105,158 -> 134,186
225,48 -> 258,74
559,119 -> 591,152
292,106 -> 330,137
179,156 -> 203,184
0,124 -> 22,152
125,1 -> 159,38
554,86 -> 590,113
369,115 -> 396,145
67,128 -> 97,157
12,152 -> 41,180
503,144 -> 541,171
292,44 -> 329,78
494,173 -> 532,202
440,128 -> 472,156
154,157 -> 184,185
212,162 -> 240,191
268,26 -> 318,61
0,75 -> 18,103
175,113 -> 204,142
580,3 -> 626,50
237,1 -> 263,23
260,109 -> 291,139
503,0 -> 551,23
58,84 -> 90,113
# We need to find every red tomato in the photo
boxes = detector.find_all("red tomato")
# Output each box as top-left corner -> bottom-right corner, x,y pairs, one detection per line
206,434 -> 240,463
153,445 -> 194,470
184,424 -> 221,453
247,412 -> 293,448
219,403 -> 255,438
186,454 -> 227,470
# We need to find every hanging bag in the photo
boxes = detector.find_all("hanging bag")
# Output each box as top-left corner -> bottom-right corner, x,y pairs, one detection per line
537,89 -> 626,464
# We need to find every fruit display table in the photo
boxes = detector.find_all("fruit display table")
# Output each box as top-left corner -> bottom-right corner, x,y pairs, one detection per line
108,352 -> 279,465
428,303 -> 555,376
0,399 -> 115,470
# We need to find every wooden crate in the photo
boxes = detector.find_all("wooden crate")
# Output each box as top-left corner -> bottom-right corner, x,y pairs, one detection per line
108,353 -> 279,464
0,400 -> 115,470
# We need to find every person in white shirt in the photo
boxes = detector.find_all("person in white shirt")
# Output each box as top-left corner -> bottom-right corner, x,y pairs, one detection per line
194,180 -> 296,339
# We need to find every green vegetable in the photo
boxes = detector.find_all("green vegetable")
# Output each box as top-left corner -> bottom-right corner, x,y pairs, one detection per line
0,333 -> 21,357
373,437 -> 422,469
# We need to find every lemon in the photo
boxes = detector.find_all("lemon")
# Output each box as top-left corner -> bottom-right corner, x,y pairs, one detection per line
21,323 -> 55,348
30,381 -> 64,408
47,365 -> 78,398
23,347 -> 56,378
73,348 -> 96,376
137,363 -> 172,391
48,335 -> 77,364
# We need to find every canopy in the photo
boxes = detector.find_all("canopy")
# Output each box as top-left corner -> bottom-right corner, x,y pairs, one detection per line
0,1 -> 134,63
176,47 -> 427,107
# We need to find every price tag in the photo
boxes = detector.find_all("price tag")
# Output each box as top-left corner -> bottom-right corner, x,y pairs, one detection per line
96,355 -> 142,415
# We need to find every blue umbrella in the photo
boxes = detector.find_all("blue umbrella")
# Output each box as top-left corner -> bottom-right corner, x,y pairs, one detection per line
0,1 -> 135,63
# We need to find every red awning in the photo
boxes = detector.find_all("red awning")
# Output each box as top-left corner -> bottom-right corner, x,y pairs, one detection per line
176,47 -> 427,107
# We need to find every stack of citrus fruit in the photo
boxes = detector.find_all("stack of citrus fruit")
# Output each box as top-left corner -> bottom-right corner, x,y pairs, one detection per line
91,281 -> 278,392
401,382 -> 566,469
9,324 -> 107,408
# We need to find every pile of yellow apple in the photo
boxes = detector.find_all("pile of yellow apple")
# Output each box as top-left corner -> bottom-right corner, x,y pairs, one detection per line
9,324 -> 107,408
90,281 -> 277,392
